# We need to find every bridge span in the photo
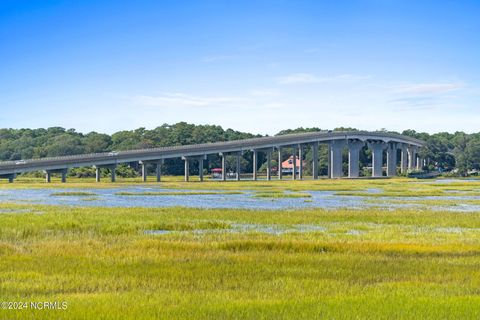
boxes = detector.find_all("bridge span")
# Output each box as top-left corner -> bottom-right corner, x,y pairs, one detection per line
0,131 -> 424,183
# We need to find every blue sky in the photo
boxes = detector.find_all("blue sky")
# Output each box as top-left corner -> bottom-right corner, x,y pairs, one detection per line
1,0 -> 479,134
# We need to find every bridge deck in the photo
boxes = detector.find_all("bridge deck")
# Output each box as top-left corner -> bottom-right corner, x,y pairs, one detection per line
0,130 -> 424,175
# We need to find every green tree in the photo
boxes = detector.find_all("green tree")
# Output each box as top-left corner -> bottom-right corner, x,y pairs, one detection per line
84,132 -> 112,153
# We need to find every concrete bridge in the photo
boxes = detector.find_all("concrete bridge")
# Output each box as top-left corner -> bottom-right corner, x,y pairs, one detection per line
0,131 -> 424,183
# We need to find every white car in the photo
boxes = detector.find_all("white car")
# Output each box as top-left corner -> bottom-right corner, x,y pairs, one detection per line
15,160 -> 26,165
108,151 -> 119,156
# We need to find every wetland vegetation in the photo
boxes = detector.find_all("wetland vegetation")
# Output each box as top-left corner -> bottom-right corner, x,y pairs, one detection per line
115,190 -> 244,196
50,191 -> 97,197
0,177 -> 479,318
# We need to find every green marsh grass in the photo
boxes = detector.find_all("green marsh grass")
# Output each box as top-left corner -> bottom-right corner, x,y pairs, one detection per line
366,198 -> 480,206
2,178 -> 480,318
335,189 -> 480,197
50,191 -> 97,197
4,176 -> 480,195
0,201 -> 480,319
115,191 -> 244,196
253,192 -> 312,198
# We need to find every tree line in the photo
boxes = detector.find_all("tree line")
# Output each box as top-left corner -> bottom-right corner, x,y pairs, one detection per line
0,122 -> 478,177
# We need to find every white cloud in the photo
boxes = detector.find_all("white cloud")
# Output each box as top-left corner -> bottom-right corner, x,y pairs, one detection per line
335,74 -> 371,81
389,97 -> 441,111
105,78 -> 475,135
276,73 -> 371,84
387,82 -> 465,110
249,89 -> 280,97
128,92 -> 288,113
392,83 -> 464,95
263,102 -> 285,109
277,73 -> 320,84
130,93 -> 242,108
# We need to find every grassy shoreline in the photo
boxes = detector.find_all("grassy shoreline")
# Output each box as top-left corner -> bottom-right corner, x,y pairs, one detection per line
2,176 -> 480,192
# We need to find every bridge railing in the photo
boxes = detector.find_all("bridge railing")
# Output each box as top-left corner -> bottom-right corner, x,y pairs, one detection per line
0,130 -> 424,168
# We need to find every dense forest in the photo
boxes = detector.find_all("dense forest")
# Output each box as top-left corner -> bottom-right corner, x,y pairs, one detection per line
0,122 -> 479,177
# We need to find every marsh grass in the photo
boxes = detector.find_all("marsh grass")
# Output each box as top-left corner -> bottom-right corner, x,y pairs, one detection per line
80,197 -> 101,202
335,189 -> 480,197
253,192 -> 312,198
5,176 -> 480,196
0,202 -> 480,319
366,198 -> 480,207
50,191 -> 97,197
115,191 -> 244,196
2,178 -> 480,318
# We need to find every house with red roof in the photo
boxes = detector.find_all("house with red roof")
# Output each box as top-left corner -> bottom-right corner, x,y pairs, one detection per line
281,156 -> 306,174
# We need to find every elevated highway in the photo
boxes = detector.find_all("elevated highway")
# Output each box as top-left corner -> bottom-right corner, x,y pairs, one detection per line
0,130 -> 425,182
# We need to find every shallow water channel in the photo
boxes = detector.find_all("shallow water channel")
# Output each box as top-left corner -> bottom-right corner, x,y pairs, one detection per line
1,185 -> 480,212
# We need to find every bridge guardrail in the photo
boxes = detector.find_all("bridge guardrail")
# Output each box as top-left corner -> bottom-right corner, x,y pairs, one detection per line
0,131 -> 425,172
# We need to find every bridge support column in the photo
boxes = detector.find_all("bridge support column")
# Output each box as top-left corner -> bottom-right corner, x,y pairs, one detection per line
219,153 -> 226,181
400,144 -> 408,173
236,152 -> 241,181
266,149 -> 272,181
61,169 -> 67,183
252,150 -> 258,181
292,146 -> 297,180
156,160 -> 163,182
45,171 -> 51,183
369,142 -> 387,177
45,169 -> 68,183
407,146 -> 417,170
278,147 -> 283,180
140,160 -> 163,182
182,157 -> 190,182
94,165 -> 116,182
110,166 -> 116,182
312,142 -> 319,180
0,174 -> 15,183
386,143 -> 398,177
327,144 -> 332,178
141,162 -> 148,182
330,140 -> 346,178
348,140 -> 364,178
138,159 -> 163,182
298,145 -> 303,180
198,156 -> 205,182
416,156 -> 422,170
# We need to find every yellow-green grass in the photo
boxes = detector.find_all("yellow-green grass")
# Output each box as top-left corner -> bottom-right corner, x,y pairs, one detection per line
50,191 -> 97,197
338,191 -> 480,198
115,191 -> 244,196
366,198 -> 480,207
1,203 -> 480,319
335,190 -> 450,197
3,176 -> 480,193
253,192 -> 312,198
